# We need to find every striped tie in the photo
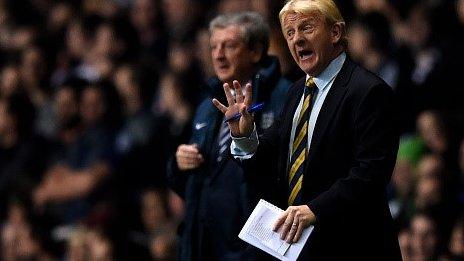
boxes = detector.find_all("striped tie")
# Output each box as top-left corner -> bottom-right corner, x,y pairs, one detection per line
217,119 -> 231,162
288,78 -> 317,206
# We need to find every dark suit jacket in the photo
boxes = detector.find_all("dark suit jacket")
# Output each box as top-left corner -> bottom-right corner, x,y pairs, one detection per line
244,57 -> 402,260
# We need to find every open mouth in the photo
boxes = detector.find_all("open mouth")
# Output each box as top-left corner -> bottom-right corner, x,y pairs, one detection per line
298,50 -> 313,60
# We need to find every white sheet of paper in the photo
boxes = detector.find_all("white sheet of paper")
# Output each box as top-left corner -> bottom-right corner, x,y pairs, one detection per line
248,206 -> 290,255
239,199 -> 314,261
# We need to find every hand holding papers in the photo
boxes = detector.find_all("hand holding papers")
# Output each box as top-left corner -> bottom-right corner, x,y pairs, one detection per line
239,200 -> 314,261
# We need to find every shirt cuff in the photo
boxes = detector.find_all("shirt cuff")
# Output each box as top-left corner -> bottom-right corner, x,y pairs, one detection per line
230,124 -> 259,160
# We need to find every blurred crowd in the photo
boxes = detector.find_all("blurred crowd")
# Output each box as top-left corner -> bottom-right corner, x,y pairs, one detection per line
0,0 -> 463,260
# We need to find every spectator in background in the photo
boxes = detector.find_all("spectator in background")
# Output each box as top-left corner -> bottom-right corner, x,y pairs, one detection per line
389,157 -> 415,225
130,0 -> 167,94
50,83 -> 81,138
410,213 -> 440,261
348,12 -> 399,88
195,28 -> 216,79
414,154 -> 458,253
33,85 -> 114,225
398,228 -> 412,260
399,4 -> 446,114
66,227 -> 87,261
416,154 -> 444,179
417,110 -> 449,156
150,228 -> 177,261
414,175 -> 443,213
20,45 -> 55,138
66,226 -> 113,261
162,0 -> 199,40
347,11 -> 419,133
0,65 -> 22,98
0,94 -> 48,217
447,216 -> 464,259
154,71 -> 198,148
1,198 -> 52,260
125,188 -> 177,260
168,12 -> 290,260
64,19 -> 91,67
416,110 -> 461,192
114,64 -> 163,187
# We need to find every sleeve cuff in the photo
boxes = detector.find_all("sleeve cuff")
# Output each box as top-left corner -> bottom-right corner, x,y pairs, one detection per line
230,124 -> 259,160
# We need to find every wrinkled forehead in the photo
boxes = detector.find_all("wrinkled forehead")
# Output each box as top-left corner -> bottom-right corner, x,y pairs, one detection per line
281,10 -> 323,28
210,25 -> 243,42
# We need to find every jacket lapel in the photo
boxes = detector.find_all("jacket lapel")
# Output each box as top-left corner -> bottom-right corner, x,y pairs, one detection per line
307,58 -> 356,165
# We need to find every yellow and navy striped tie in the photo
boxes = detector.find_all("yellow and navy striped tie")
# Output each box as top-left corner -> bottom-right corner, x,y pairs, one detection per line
288,78 -> 316,206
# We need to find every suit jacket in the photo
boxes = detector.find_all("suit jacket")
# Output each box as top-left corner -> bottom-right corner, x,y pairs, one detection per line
244,57 -> 402,260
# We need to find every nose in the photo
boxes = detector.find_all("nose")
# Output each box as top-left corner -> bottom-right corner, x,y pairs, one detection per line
212,45 -> 225,60
294,30 -> 305,46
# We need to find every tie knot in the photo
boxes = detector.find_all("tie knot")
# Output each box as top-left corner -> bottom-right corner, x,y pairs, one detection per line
305,77 -> 316,89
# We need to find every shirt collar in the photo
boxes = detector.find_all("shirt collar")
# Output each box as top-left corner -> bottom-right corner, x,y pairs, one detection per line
306,52 -> 346,91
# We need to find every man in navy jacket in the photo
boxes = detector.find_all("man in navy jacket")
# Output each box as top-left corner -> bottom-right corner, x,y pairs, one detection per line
167,12 -> 291,260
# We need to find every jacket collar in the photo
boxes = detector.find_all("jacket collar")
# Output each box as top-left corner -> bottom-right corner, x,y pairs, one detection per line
306,52 -> 346,92
207,56 -> 282,104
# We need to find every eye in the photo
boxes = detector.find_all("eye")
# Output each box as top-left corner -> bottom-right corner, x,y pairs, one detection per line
286,29 -> 294,38
303,24 -> 313,32
224,41 -> 239,49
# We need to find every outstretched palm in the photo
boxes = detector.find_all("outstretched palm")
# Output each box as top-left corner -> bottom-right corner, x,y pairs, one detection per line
212,80 -> 254,137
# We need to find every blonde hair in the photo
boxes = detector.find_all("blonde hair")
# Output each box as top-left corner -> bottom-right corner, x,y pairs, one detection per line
279,0 -> 347,46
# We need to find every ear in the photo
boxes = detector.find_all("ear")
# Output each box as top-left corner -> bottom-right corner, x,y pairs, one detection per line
331,22 -> 344,44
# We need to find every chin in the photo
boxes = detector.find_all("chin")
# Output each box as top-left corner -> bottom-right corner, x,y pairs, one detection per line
217,76 -> 231,83
218,73 -> 233,83
299,66 -> 316,76
302,63 -> 321,76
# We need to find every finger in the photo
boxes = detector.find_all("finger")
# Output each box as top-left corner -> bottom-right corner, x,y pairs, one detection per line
179,152 -> 203,161
181,159 -> 202,167
240,105 -> 251,120
176,145 -> 203,165
273,210 -> 288,232
223,83 -> 235,107
178,161 -> 201,170
243,83 -> 252,107
212,99 -> 228,114
179,144 -> 200,154
293,222 -> 305,243
286,216 -> 299,243
234,80 -> 244,103
280,208 -> 296,240
177,157 -> 203,170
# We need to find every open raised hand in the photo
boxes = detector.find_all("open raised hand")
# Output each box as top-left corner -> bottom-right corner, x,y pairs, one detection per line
212,80 -> 254,137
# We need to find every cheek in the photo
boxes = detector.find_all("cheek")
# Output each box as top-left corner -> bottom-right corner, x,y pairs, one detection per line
286,40 -> 296,57
226,52 -> 240,69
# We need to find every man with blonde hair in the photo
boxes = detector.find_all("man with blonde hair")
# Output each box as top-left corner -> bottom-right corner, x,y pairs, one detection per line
213,0 -> 402,259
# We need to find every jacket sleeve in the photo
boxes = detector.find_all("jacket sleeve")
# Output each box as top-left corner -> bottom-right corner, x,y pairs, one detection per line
307,83 -> 399,223
238,83 -> 297,203
166,155 -> 190,199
